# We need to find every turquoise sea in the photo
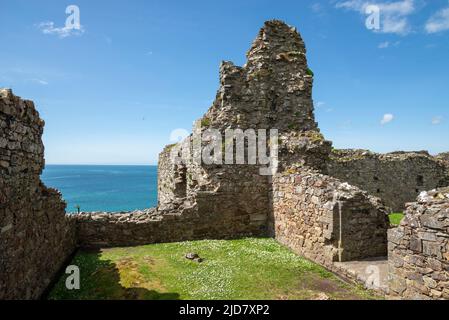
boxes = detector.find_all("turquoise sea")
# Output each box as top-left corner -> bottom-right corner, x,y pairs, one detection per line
41,165 -> 158,213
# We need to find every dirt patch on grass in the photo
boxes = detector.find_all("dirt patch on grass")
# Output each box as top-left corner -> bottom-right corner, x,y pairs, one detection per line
143,256 -> 156,265
297,274 -> 365,300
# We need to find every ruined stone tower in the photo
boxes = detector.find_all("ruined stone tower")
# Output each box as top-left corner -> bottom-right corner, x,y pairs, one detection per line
204,20 -> 317,132
158,20 -> 330,203
201,20 -> 331,170
157,20 -> 332,240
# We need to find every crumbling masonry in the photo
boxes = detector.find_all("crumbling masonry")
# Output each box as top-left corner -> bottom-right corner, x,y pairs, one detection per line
1,20 -> 448,300
0,89 -> 76,299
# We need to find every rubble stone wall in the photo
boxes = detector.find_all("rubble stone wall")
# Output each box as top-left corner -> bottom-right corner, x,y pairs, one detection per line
157,144 -> 187,210
388,187 -> 449,300
437,152 -> 449,169
73,194 -> 267,248
77,146 -> 271,247
272,169 -> 389,268
327,149 -> 449,212
0,89 -> 76,300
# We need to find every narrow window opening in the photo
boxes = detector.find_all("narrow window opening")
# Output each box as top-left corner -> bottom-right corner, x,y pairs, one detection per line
173,164 -> 187,198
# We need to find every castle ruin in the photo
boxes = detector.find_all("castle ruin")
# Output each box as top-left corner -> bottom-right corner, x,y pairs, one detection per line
1,20 -> 448,300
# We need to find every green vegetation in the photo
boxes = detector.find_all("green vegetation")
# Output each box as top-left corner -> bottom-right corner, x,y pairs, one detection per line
389,213 -> 404,226
306,68 -> 314,77
302,130 -> 325,143
201,117 -> 211,127
165,143 -> 178,151
48,238 -> 380,300
249,68 -> 272,79
329,149 -> 371,162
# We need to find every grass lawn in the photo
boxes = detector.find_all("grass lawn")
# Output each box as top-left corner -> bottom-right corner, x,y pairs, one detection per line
48,238 -> 380,300
389,213 -> 404,226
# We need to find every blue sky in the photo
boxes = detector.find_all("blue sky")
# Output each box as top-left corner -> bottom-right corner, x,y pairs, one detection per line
1,0 -> 448,165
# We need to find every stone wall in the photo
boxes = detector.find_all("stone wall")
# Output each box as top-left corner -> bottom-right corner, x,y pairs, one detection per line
0,89 -> 77,300
272,169 -> 389,268
203,20 -> 317,134
388,187 -> 449,300
74,200 -> 266,247
157,144 -> 187,210
437,152 -> 449,168
200,20 -> 332,172
77,145 -> 271,246
327,149 -> 449,212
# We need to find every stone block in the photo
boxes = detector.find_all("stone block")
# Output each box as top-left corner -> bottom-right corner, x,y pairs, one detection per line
423,276 -> 438,289
388,228 -> 404,245
430,289 -> 443,298
418,231 -> 437,242
1,224 -> 12,234
410,237 -> 422,253
389,275 -> 407,294
420,215 -> 445,230
427,258 -> 443,271
422,241 -> 442,259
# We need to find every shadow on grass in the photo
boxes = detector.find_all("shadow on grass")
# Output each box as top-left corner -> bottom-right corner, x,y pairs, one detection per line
48,248 -> 180,300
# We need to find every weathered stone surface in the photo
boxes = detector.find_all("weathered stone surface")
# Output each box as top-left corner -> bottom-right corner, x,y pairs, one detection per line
272,168 -> 389,268
0,89 -> 76,300
388,187 -> 449,300
436,152 -> 449,168
185,253 -> 199,260
327,149 -> 449,212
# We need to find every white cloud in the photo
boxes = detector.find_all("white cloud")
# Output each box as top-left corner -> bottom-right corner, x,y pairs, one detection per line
31,79 -> 48,85
425,6 -> 449,33
335,0 -> 415,35
37,21 -> 85,38
378,40 -> 401,48
316,101 -> 333,112
311,3 -> 324,13
23,78 -> 49,85
381,113 -> 394,125
432,116 -> 443,125
377,0 -> 414,16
